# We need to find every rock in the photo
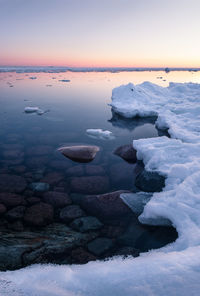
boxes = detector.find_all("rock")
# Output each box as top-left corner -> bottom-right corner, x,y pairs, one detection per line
26,145 -> 53,156
49,160 -> 72,170
24,202 -> 54,226
43,191 -> 71,208
30,182 -> 50,192
80,190 -> 132,222
11,165 -> 26,173
114,144 -> 137,163
87,238 -> 113,256
0,174 -> 27,193
58,145 -> 100,163
135,171 -> 165,192
66,165 -> 84,177
85,165 -> 105,176
117,218 -> 147,248
8,220 -> 24,232
70,216 -> 103,232
41,172 -> 64,186
0,223 -> 98,270
109,163 -> 135,189
71,247 -> 96,264
26,196 -> 41,205
26,156 -> 49,168
70,176 -> 109,194
70,193 -> 85,205
0,204 -> 6,216
100,225 -> 125,238
5,206 -> 26,221
3,149 -> 24,159
0,193 -> 24,207
60,205 -> 85,222
114,246 -> 140,258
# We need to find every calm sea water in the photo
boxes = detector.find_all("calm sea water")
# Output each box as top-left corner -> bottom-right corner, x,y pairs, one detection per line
0,70 -> 199,193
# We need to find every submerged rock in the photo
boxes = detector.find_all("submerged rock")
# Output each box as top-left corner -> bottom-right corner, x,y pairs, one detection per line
70,216 -> 103,232
80,190 -> 132,222
0,174 -> 27,193
30,182 -> 50,192
0,204 -> 6,216
120,192 -> 152,216
135,171 -> 165,192
24,202 -> 54,226
58,145 -> 100,163
0,193 -> 24,208
87,237 -> 113,256
43,191 -> 71,208
5,206 -> 26,221
114,144 -> 137,163
70,176 -> 109,194
60,205 -> 85,223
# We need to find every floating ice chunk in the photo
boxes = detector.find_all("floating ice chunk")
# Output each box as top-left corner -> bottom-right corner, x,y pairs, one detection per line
24,107 -> 47,115
86,129 -> 115,140
29,76 -> 37,79
24,107 -> 39,113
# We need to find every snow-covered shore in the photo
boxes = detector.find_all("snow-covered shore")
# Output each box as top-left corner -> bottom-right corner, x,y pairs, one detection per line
1,81 -> 200,295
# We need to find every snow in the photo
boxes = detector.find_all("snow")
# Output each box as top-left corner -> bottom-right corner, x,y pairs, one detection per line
1,81 -> 200,295
86,129 -> 115,140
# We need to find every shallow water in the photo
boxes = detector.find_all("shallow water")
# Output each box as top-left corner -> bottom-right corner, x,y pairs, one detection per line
1,70 -> 199,193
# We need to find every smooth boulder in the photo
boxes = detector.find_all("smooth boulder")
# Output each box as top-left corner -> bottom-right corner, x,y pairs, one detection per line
58,145 -> 100,163
135,171 -> 165,192
24,202 -> 54,226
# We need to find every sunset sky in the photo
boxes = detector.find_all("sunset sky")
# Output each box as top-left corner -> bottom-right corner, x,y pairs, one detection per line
0,0 -> 200,67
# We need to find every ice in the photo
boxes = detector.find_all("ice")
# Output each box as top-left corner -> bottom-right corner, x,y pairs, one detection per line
24,107 -> 46,115
86,129 -> 115,140
29,76 -> 37,79
59,79 -> 70,82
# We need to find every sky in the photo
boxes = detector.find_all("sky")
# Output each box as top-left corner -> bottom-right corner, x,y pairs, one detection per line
0,0 -> 200,68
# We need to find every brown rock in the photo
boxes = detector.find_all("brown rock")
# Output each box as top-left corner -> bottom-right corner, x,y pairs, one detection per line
26,145 -> 53,156
58,145 -> 100,163
0,193 -> 24,207
114,144 -> 137,163
80,190 -> 132,221
0,174 -> 27,193
43,191 -> 71,208
6,206 -> 26,221
85,165 -> 105,176
41,172 -> 64,185
66,165 -> 84,177
71,247 -> 96,264
24,202 -> 54,227
70,176 -> 109,194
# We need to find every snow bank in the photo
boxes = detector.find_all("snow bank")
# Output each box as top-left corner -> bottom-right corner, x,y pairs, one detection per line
1,81 -> 200,295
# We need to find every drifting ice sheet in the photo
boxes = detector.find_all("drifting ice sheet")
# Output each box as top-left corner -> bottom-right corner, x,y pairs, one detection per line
1,81 -> 200,295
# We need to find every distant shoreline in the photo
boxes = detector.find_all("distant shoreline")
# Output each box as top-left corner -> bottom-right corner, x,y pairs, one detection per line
0,66 -> 199,73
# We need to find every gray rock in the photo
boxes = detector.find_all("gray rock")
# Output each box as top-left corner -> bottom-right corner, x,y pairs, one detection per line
85,165 -> 105,176
114,144 -> 137,163
43,191 -> 71,208
109,163 -> 135,189
70,216 -> 103,232
58,145 -> 100,163
87,238 -> 113,256
60,205 -> 85,222
70,176 -> 109,194
66,165 -> 84,177
135,171 -> 165,192
30,182 -> 50,192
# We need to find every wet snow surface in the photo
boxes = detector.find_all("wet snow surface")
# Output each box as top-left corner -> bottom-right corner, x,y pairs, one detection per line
1,79 -> 200,295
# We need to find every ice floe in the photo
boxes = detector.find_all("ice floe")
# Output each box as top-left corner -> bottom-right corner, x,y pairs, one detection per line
24,107 -> 47,115
86,129 -> 115,140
